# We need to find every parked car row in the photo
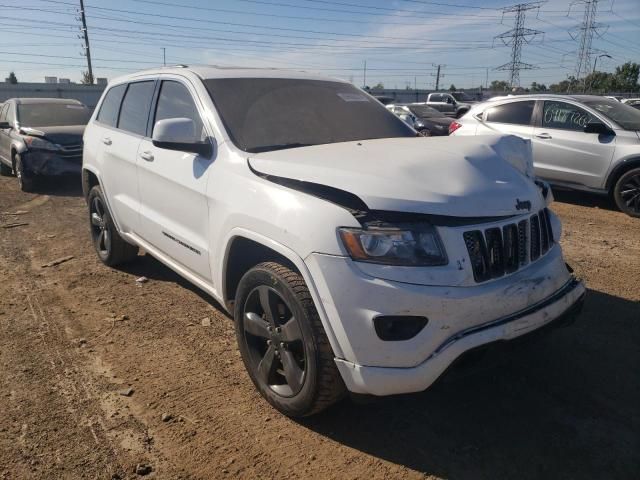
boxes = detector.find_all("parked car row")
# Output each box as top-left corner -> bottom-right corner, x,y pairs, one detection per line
386,103 -> 454,136
4,68 -> 637,417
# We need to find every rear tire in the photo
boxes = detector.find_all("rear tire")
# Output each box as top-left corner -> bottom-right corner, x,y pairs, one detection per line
613,167 -> 640,218
234,261 -> 345,417
15,154 -> 36,192
88,185 -> 139,266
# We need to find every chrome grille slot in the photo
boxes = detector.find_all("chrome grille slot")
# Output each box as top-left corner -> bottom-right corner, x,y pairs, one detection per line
463,209 -> 554,283
503,223 -> 519,274
530,214 -> 541,261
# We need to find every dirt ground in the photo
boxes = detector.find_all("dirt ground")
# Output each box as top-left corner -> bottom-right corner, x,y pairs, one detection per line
0,175 -> 638,480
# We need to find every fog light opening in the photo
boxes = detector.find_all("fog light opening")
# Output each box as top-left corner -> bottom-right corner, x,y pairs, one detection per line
373,315 -> 429,341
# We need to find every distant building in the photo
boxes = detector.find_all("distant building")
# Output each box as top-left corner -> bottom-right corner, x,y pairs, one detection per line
96,77 -> 108,86
45,76 -> 58,84
58,78 -> 71,84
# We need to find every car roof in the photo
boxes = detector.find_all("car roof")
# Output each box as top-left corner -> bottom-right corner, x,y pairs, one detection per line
485,93 -> 611,103
111,64 -> 350,85
7,97 -> 84,105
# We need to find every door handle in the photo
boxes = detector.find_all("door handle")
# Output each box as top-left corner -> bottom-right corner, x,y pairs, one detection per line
535,133 -> 552,140
102,137 -> 112,145
140,151 -> 154,162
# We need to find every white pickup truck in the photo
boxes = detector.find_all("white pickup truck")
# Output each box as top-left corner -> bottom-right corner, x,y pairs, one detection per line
426,92 -> 473,118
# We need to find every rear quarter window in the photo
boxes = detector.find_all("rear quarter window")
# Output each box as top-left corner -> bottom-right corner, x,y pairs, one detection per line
484,101 -> 535,125
96,84 -> 127,127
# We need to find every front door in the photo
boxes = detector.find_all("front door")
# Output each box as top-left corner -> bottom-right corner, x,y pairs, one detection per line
137,79 -> 213,282
532,100 -> 616,189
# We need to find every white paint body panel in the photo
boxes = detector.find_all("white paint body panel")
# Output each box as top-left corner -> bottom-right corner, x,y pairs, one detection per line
83,67 -> 584,397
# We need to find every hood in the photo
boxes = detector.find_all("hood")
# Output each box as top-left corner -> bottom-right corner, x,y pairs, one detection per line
20,125 -> 85,145
248,135 -> 542,218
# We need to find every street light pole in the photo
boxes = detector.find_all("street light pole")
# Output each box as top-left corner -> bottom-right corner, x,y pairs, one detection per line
588,53 -> 612,92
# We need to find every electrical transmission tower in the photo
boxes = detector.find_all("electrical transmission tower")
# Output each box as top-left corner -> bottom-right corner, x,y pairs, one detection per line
569,0 -> 607,84
494,2 -> 545,88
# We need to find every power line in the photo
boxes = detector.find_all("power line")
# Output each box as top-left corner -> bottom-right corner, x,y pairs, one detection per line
494,2 -> 545,87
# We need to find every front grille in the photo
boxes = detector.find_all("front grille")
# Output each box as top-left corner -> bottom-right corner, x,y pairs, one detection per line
58,143 -> 83,159
464,209 -> 554,283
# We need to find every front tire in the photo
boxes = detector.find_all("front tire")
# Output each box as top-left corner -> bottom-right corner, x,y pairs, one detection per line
613,167 -> 640,218
88,185 -> 139,266
15,154 -> 36,192
234,262 -> 345,417
0,161 -> 12,176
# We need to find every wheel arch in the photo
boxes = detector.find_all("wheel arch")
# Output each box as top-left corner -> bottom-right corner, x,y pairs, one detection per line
605,157 -> 640,193
82,167 -> 101,201
220,229 -> 344,359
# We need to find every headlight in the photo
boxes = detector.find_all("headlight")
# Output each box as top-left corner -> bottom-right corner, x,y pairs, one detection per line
414,120 -> 425,128
339,224 -> 448,266
24,137 -> 61,151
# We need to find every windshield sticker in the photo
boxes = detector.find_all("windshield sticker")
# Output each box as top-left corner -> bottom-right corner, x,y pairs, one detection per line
337,92 -> 370,102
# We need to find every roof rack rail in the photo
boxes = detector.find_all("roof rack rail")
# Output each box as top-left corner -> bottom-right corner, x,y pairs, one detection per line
160,64 -> 188,68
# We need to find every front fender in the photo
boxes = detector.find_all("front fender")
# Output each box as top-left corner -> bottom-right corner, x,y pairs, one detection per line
218,227 -> 345,359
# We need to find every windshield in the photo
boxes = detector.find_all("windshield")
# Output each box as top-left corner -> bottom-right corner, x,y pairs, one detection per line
451,92 -> 473,102
581,98 -> 640,131
203,78 -> 415,153
17,103 -> 91,127
407,105 -> 442,118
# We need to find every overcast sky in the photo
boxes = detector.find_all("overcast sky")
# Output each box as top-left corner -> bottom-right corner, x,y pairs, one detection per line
1,0 -> 639,88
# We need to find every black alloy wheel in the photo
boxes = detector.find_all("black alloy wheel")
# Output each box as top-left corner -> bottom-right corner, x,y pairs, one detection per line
242,285 -> 306,397
234,262 -> 345,416
90,195 -> 111,259
614,168 -> 640,218
87,185 -> 138,266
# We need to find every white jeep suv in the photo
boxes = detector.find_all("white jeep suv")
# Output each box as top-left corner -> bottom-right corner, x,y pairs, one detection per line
82,66 -> 585,417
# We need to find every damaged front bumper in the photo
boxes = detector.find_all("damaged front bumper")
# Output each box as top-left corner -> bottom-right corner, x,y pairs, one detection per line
334,277 -> 584,396
305,245 -> 585,396
21,149 -> 82,177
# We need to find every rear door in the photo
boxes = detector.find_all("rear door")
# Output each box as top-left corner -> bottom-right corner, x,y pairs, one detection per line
94,80 -> 156,234
476,100 -> 535,140
0,103 -> 10,164
428,94 -> 455,115
532,100 -> 616,189
136,78 -> 213,281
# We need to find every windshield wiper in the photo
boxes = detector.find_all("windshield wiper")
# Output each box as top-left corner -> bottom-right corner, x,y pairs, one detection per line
249,143 -> 316,153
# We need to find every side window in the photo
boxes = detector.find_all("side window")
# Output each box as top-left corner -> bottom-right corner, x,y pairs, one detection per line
117,81 -> 156,136
0,104 -> 8,123
97,84 -> 126,127
484,101 -> 535,126
154,81 -> 204,139
431,94 -> 444,102
542,101 -> 594,131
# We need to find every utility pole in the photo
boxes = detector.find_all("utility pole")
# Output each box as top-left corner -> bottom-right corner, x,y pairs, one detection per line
569,0 -> 607,91
363,60 -> 367,88
494,2 -> 544,88
79,0 -> 93,84
433,64 -> 443,91
162,47 -> 166,66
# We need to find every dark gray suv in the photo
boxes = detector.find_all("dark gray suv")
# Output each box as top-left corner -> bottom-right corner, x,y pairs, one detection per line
0,98 -> 92,192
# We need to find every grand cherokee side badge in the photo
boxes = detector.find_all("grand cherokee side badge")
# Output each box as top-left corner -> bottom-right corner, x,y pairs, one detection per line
516,199 -> 531,211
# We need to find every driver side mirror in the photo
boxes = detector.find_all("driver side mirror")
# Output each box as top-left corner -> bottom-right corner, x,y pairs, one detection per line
0,121 -> 11,129
584,122 -> 614,135
152,118 -> 212,156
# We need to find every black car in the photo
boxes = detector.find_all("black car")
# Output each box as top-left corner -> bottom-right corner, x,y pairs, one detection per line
393,104 -> 455,136
0,98 -> 92,192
